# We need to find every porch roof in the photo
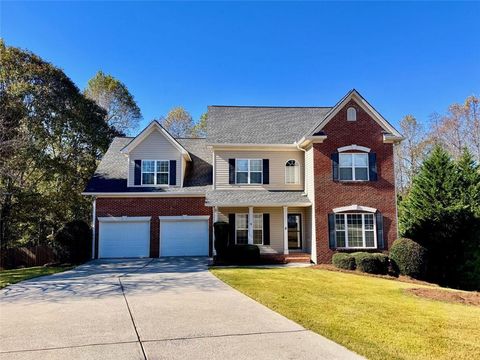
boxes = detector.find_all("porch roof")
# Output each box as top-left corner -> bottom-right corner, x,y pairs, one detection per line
205,190 -> 311,207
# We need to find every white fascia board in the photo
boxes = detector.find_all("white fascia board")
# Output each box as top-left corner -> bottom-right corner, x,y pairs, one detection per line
297,135 -> 327,148
383,134 -> 404,143
333,205 -> 377,213
98,216 -> 151,222
206,143 -> 299,151
121,121 -> 192,161
158,215 -> 210,221
206,202 -> 312,208
81,192 -> 205,197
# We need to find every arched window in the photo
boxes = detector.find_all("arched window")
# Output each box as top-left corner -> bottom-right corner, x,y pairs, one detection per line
347,107 -> 357,121
285,159 -> 299,184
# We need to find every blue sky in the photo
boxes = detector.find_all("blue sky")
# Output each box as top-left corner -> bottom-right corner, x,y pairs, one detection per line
2,1 -> 479,135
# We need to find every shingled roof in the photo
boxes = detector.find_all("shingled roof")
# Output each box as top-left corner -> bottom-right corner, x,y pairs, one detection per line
206,106 -> 332,144
83,137 -> 212,193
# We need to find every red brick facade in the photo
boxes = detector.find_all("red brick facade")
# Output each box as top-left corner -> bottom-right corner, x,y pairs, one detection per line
313,100 -> 398,263
95,197 -> 212,258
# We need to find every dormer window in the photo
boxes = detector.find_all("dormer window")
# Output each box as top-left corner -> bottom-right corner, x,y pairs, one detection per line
142,160 -> 169,185
347,107 -> 357,121
285,159 -> 300,184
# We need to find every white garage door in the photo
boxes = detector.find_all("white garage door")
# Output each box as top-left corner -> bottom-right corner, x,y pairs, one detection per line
98,217 -> 150,258
160,216 -> 209,256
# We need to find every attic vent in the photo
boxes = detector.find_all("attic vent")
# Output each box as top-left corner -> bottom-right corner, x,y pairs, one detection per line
347,107 -> 357,121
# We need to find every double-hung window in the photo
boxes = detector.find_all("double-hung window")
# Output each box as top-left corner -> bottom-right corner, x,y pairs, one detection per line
236,159 -> 262,184
236,213 -> 263,245
339,153 -> 369,181
142,160 -> 169,185
334,213 -> 376,248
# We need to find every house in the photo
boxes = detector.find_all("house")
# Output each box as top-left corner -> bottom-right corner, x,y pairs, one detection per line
83,89 -> 403,263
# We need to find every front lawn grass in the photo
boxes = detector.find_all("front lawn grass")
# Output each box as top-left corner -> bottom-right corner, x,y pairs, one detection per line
211,267 -> 480,360
0,266 -> 72,289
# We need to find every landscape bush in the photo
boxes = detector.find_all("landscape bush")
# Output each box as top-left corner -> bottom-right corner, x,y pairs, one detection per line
351,252 -> 389,275
332,253 -> 356,270
226,244 -> 260,264
214,222 -> 230,258
389,238 -> 427,278
53,220 -> 92,263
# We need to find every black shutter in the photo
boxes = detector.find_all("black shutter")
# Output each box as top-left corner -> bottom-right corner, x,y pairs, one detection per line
263,159 -> 269,184
331,153 -> 339,181
369,153 -> 378,181
263,213 -> 270,245
228,214 -> 236,246
328,213 -> 336,249
134,160 -> 142,185
169,160 -> 177,185
376,212 -> 385,249
229,159 -> 235,184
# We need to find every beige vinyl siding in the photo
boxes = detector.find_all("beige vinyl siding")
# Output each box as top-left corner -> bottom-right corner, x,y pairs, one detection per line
305,145 -> 316,261
217,206 -> 307,253
128,130 -> 182,187
215,150 -> 304,190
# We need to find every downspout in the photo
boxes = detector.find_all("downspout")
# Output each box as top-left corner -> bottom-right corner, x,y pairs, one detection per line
295,141 -> 307,194
91,197 -> 96,259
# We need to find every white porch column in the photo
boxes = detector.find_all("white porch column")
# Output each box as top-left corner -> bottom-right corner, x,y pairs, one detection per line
248,207 -> 254,245
283,206 -> 289,255
91,197 -> 96,259
212,206 -> 218,256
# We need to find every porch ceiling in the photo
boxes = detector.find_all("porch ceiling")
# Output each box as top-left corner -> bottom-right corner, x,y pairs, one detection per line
205,190 -> 311,207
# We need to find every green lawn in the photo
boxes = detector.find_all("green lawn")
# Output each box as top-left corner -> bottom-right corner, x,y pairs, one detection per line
211,267 -> 480,360
0,266 -> 72,289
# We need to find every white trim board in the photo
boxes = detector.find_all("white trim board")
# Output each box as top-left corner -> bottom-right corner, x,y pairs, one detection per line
158,215 -> 210,221
82,192 -> 206,197
337,144 -> 371,153
98,216 -> 152,222
333,205 -> 377,213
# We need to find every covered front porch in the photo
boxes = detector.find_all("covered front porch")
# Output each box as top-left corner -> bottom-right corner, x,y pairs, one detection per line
206,190 -> 314,263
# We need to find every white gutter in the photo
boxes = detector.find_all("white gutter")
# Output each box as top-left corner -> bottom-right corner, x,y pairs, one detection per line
81,192 -> 206,197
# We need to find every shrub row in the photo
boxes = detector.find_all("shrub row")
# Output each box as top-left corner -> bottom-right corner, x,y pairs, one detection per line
332,252 -> 390,275
332,238 -> 427,278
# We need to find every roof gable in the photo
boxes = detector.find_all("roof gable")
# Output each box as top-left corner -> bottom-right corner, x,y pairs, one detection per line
121,120 -> 192,161
307,89 -> 402,139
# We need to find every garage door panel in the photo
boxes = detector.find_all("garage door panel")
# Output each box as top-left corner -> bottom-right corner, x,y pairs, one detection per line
99,220 -> 150,258
160,220 -> 209,256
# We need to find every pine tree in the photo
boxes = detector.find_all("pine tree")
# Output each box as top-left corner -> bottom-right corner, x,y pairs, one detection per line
400,145 -> 480,289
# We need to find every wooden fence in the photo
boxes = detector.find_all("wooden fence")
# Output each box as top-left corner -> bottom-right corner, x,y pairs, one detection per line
0,246 -> 56,270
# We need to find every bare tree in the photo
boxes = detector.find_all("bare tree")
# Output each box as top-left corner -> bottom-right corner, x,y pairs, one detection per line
395,115 -> 428,194
160,107 -> 195,137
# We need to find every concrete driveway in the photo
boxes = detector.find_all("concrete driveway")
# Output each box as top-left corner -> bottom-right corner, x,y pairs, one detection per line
0,258 -> 363,360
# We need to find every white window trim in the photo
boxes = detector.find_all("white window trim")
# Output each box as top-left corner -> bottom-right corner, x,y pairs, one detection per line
335,213 -> 377,249
235,213 -> 263,245
141,160 -> 170,186
235,159 -> 263,185
339,153 -> 369,181
285,159 -> 300,184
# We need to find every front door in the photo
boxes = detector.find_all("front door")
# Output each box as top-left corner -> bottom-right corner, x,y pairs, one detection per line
288,214 -> 302,249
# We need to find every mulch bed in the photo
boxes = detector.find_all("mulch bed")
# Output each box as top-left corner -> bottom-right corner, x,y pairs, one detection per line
406,288 -> 480,306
